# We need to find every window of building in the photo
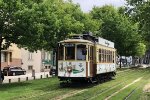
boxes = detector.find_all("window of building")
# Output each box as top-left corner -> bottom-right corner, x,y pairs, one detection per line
1,52 -> 7,62
45,66 -> 47,69
28,65 -> 33,70
10,52 -> 12,62
1,52 -> 4,62
28,52 -> 33,60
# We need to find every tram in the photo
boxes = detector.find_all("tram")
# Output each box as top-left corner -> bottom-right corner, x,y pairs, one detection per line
57,33 -> 116,83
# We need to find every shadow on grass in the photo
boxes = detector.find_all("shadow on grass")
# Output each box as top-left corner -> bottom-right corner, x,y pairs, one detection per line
58,78 -> 115,89
0,82 -> 32,91
33,79 -> 93,92
34,77 -> 116,93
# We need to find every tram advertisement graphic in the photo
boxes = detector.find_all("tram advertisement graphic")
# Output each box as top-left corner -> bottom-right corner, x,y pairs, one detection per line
58,62 -> 86,77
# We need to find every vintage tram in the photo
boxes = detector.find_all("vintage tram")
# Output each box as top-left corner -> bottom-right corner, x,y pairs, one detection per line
57,33 -> 116,83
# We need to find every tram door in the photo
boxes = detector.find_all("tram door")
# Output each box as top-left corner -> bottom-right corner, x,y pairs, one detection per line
89,46 -> 94,76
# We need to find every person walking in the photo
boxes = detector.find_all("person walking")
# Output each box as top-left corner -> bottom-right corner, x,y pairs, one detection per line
1,71 -> 4,83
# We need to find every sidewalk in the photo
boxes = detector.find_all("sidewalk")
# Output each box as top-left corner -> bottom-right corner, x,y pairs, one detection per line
3,72 -> 51,84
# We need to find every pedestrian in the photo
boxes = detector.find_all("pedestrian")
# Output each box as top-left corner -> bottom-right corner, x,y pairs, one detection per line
1,71 -> 4,83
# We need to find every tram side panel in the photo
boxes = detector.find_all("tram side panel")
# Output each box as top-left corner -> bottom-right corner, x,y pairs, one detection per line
95,45 -> 116,75
96,63 -> 116,74
58,61 -> 87,78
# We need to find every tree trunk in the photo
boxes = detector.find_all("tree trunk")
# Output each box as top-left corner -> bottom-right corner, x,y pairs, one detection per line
132,56 -> 136,66
125,56 -> 127,65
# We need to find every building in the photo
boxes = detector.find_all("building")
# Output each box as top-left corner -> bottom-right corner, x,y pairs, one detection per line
1,44 -> 22,69
21,48 -> 42,73
1,43 -> 54,73
21,49 -> 54,73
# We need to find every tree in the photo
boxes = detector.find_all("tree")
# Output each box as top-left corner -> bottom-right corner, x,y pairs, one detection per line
0,0 -> 47,50
0,0 -> 100,51
133,42 -> 146,65
91,5 -> 140,55
0,0 -> 46,83
0,0 -> 100,82
90,5 -> 142,67
126,0 -> 150,49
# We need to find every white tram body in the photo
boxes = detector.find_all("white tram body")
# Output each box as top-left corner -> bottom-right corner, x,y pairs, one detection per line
96,37 -> 116,74
57,34 -> 116,82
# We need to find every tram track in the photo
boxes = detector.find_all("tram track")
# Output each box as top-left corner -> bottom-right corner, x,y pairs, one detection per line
117,69 -> 131,73
85,69 -> 148,100
50,69 -> 139,100
15,69 -> 148,100
50,69 -> 147,100
49,69 -> 135,100
102,70 -> 150,100
105,77 -> 143,100
123,71 -> 150,100
59,70 -> 137,100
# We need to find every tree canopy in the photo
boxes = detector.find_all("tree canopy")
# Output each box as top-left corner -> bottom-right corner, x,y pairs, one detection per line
126,0 -> 150,49
90,5 -> 142,56
0,0 -> 99,51
0,0 -> 148,58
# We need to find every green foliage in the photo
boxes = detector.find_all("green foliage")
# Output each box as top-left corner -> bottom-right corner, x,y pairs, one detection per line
0,0 -> 99,51
126,0 -> 150,49
135,42 -> 146,57
90,5 -> 141,56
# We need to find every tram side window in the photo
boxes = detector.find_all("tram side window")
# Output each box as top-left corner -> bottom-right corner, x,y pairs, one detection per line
99,49 -> 101,62
65,45 -> 75,60
112,51 -> 115,63
58,44 -> 64,60
111,51 -> 113,63
104,49 -> 107,62
77,45 -> 86,60
99,49 -> 103,62
106,50 -> 108,62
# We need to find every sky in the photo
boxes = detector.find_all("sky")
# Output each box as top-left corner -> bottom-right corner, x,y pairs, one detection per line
72,0 -> 126,12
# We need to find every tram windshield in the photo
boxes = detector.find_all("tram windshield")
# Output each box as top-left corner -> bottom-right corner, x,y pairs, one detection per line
58,43 -> 87,60
65,44 -> 75,60
77,44 -> 86,60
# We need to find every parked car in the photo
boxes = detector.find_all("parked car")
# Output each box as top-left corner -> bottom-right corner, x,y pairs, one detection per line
3,66 -> 26,76
49,67 -> 56,76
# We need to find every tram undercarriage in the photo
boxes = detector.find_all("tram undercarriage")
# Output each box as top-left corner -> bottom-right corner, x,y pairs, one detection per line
59,71 -> 116,84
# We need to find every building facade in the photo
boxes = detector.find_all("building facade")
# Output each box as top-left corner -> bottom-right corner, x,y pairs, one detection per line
1,44 -> 22,69
21,49 -> 54,73
1,43 -> 55,72
21,49 -> 42,73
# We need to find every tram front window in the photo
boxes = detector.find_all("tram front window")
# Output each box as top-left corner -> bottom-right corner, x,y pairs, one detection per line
65,44 -> 75,60
77,45 -> 86,60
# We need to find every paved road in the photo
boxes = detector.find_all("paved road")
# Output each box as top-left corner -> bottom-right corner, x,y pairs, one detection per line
3,72 -> 51,84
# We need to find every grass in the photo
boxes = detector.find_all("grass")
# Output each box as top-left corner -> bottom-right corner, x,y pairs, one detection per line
0,68 -> 150,100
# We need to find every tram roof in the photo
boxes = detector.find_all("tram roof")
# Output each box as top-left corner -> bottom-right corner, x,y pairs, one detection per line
59,39 -> 93,44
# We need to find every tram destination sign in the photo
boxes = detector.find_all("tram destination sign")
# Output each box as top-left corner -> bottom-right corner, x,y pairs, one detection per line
64,44 -> 75,47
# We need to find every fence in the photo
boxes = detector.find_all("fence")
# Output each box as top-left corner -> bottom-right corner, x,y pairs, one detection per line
3,72 -> 51,84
